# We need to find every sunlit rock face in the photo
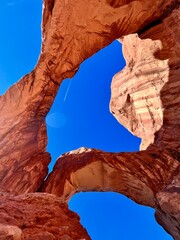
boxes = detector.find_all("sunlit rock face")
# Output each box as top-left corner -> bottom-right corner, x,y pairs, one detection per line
0,0 -> 179,239
110,7 -> 180,150
110,34 -> 169,150
0,192 -> 90,240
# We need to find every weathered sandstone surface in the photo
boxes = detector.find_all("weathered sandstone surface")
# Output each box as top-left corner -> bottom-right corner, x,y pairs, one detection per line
110,7 -> 180,151
0,192 -> 90,240
0,0 -> 179,239
41,147 -> 179,207
0,0 -> 177,193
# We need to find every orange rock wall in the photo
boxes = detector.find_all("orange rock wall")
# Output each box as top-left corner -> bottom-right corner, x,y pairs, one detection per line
0,0 -> 179,239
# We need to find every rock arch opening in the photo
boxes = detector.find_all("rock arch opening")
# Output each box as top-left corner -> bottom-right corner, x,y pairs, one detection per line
69,192 -> 172,240
43,38 -> 174,239
46,40 -> 141,171
0,1 -> 179,239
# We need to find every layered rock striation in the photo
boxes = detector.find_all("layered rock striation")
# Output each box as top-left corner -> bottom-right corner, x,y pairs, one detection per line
110,7 -> 180,151
0,0 -> 179,239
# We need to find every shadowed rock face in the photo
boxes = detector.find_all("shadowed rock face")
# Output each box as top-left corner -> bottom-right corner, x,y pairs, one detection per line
0,0 -> 179,239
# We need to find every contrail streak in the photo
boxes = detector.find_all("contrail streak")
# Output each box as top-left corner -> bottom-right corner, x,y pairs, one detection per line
63,80 -> 72,102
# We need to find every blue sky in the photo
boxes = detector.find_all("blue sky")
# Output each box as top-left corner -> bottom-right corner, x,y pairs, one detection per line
0,1 -> 172,239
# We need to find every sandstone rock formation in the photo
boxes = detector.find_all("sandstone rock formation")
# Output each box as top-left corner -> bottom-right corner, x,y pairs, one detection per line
41,147 -> 179,207
0,0 -> 179,239
0,192 -> 90,240
110,7 -> 180,151
0,0 -> 178,194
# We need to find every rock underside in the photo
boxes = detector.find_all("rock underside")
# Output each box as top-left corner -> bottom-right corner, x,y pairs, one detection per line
0,0 -> 179,239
